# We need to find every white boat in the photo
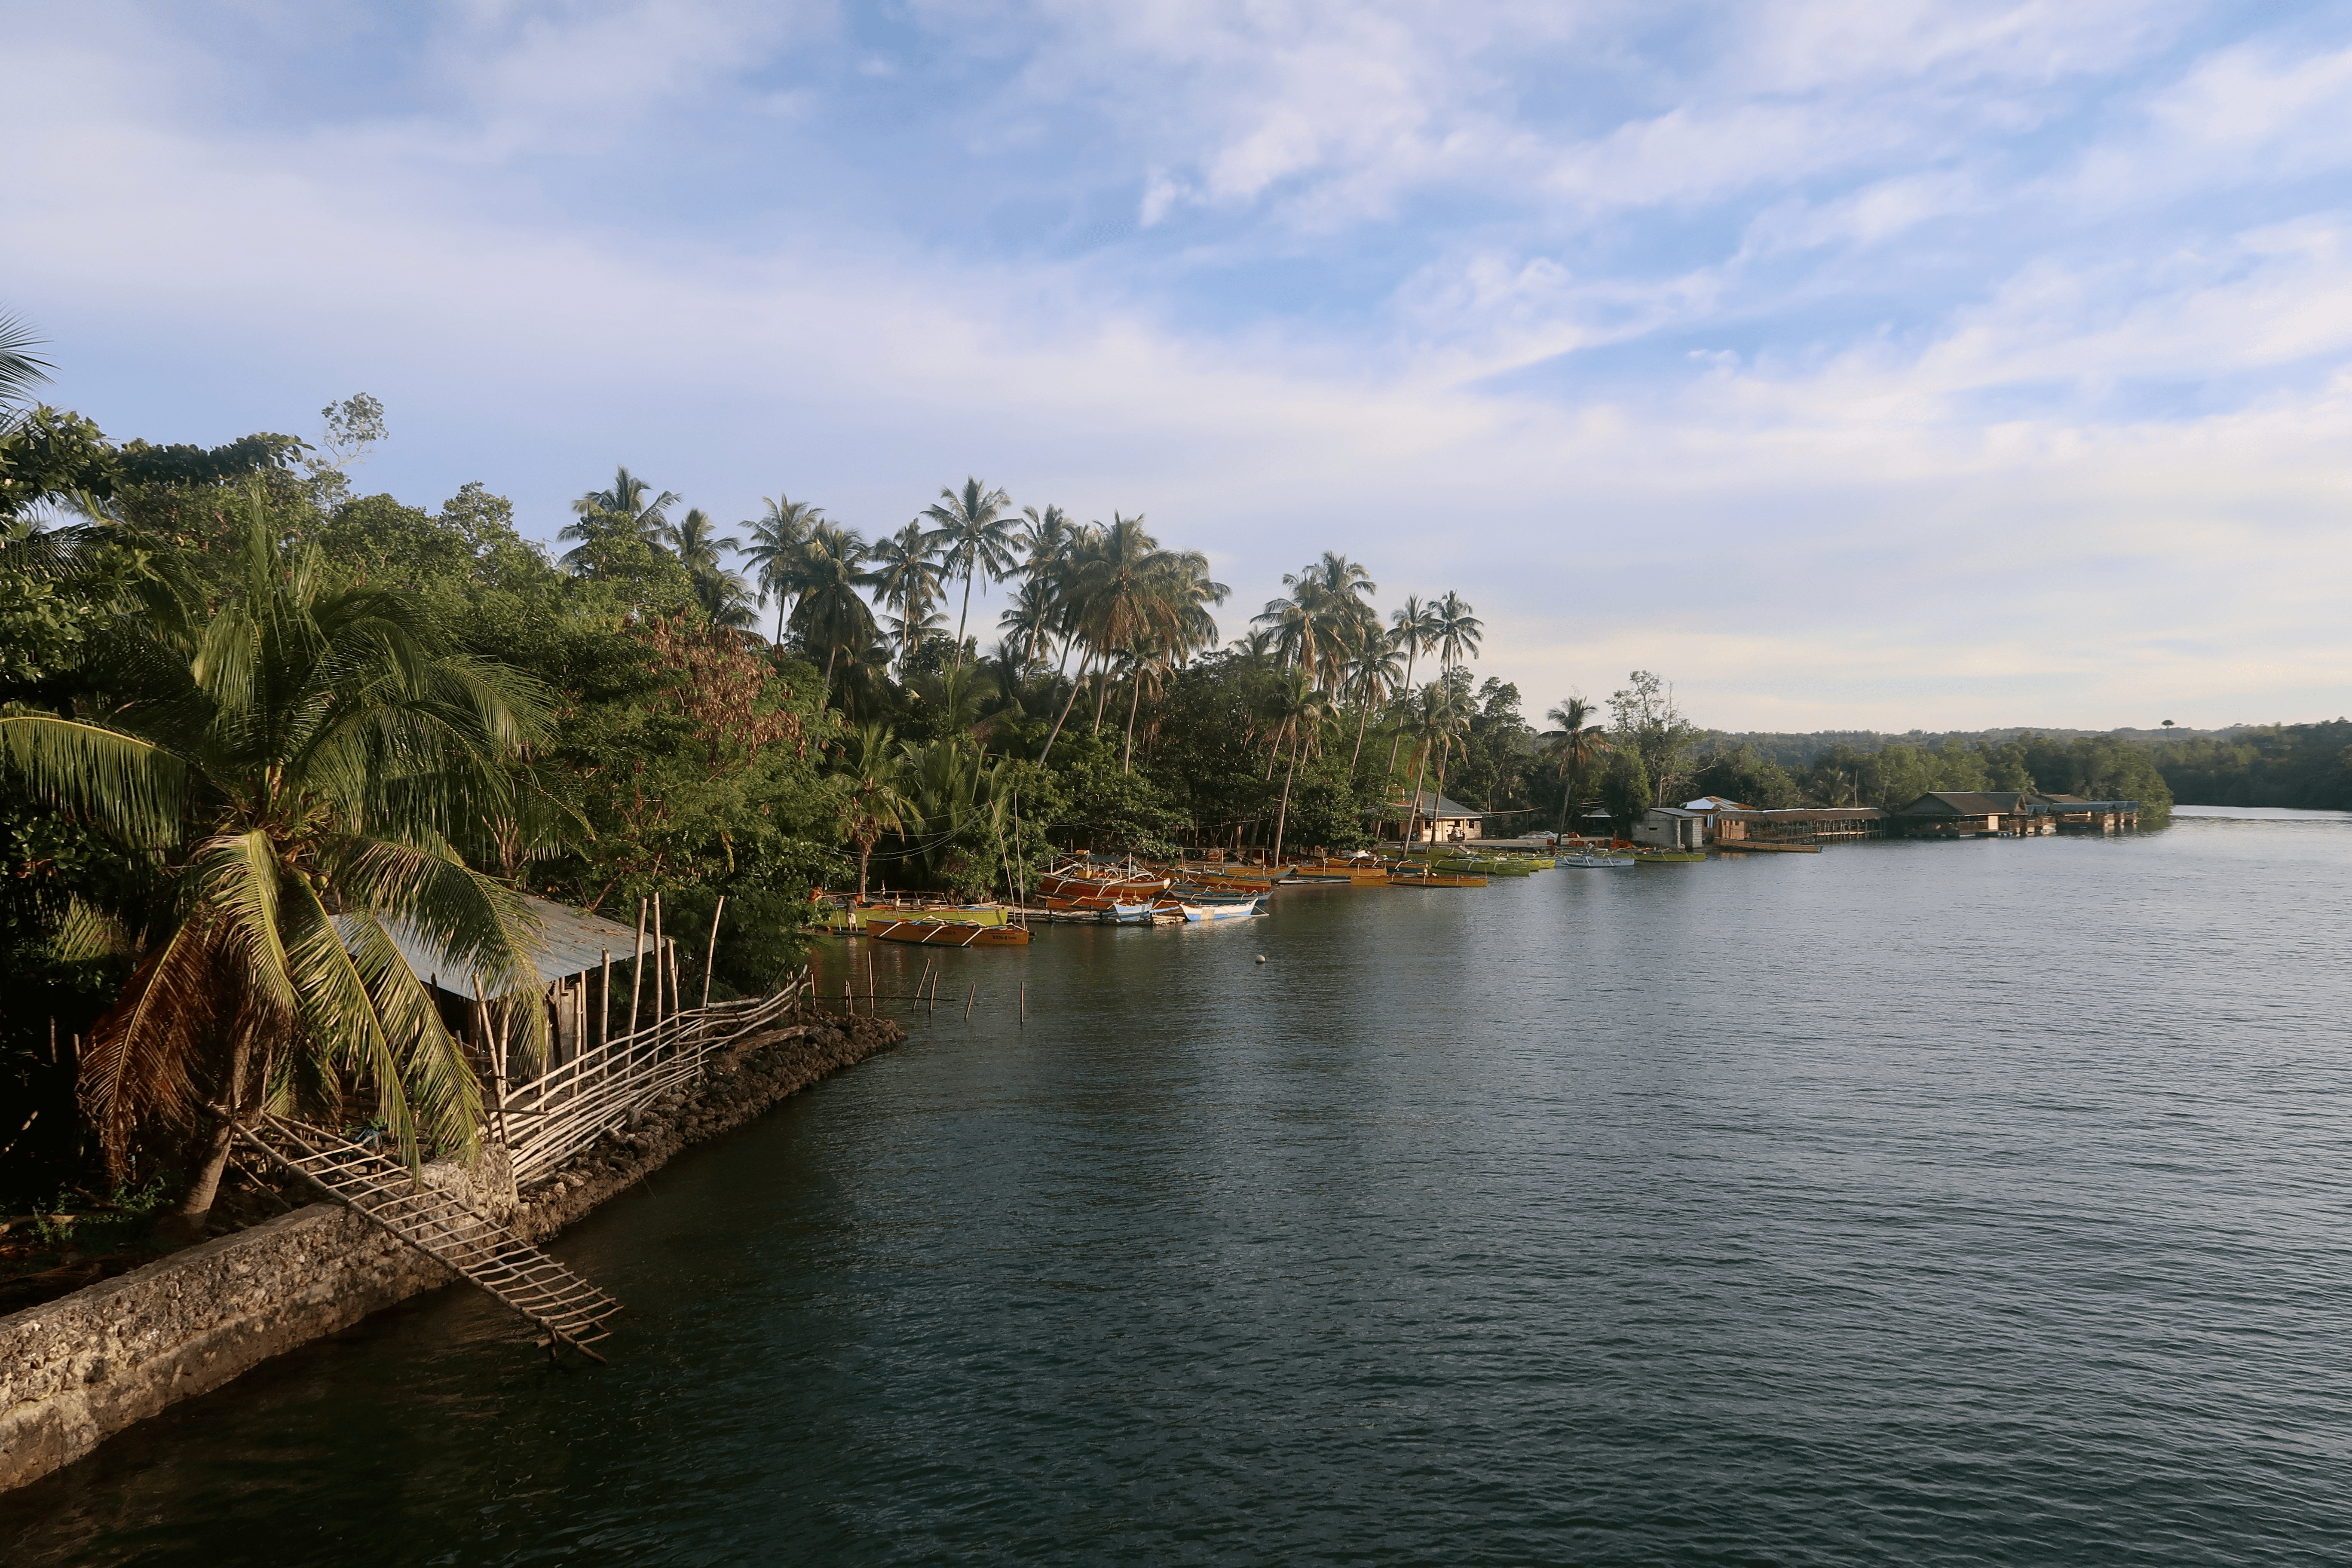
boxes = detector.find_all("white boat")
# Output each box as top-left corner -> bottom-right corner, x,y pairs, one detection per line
1556,851 -> 1634,868
1179,897 -> 1266,922
1108,900 -> 1161,923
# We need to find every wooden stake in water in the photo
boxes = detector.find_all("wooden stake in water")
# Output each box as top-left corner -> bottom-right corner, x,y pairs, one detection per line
964,983 -> 976,1022
1020,981 -> 1027,1026
700,896 -> 725,1009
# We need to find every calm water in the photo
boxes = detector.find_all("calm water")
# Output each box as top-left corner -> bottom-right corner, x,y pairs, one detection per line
9,811 -> 2352,1565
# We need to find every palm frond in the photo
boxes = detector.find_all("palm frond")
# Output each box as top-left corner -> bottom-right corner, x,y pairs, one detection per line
0,714 -> 186,847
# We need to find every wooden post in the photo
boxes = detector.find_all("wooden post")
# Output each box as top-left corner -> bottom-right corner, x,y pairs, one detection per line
844,977 -> 854,1014
599,949 -> 612,1050
701,896 -> 726,1011
652,894 -> 667,1026
627,899 -> 648,1041
1020,981 -> 1026,1026
964,983 -> 976,1022
867,956 -> 875,1011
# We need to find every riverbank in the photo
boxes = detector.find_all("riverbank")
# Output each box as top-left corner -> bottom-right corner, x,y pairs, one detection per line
0,1008 -> 903,1495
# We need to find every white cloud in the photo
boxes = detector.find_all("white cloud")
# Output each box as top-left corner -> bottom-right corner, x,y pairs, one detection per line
6,0 -> 2352,730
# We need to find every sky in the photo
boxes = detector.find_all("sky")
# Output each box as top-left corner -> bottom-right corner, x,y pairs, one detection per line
7,0 -> 2352,732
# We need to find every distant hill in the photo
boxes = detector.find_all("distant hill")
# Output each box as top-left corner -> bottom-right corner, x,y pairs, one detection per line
1705,726 -> 2254,769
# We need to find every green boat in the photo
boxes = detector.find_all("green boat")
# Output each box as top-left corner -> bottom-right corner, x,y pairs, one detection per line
1631,849 -> 1705,864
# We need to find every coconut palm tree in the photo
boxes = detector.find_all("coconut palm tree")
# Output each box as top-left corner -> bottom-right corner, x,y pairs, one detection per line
834,723 -> 917,899
0,496 -> 548,1239
1382,595 -> 1442,776
1035,514 -> 1229,762
741,493 -> 824,645
1434,590 -> 1483,674
557,466 -> 677,576
0,311 -> 53,411
1542,697 -> 1611,832
1396,681 -> 1470,848
1263,668 -> 1334,864
784,521 -> 877,698
664,507 -> 753,628
1344,638 -> 1407,771
919,478 -> 1018,677
996,575 -> 1058,682
867,521 -> 946,676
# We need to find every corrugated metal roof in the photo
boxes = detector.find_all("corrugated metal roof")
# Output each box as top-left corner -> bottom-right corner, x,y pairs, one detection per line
343,895 -> 651,999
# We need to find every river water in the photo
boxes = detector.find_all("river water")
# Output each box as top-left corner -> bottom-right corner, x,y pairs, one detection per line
8,809 -> 2351,1565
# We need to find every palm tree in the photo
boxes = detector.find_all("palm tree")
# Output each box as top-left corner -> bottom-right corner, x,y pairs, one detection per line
0,312 -> 53,411
0,496 -> 548,1238
557,465 -> 677,576
664,507 -> 753,628
919,478 -> 1018,677
1434,591 -> 1483,674
1382,595 -> 1441,776
867,521 -> 946,676
741,493 -> 824,645
996,575 -> 1059,681
1543,697 -> 1611,833
1343,638 -> 1407,771
1396,681 -> 1470,848
834,723 -> 917,899
784,521 -> 877,698
1035,515 -> 1228,762
1263,668 -> 1333,864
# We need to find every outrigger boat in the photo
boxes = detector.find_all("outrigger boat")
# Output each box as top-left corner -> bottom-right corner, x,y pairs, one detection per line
1286,855 -> 1390,885
1557,851 -> 1634,868
1036,854 -> 1171,910
1632,848 -> 1706,864
1388,865 -> 1488,888
818,895 -> 1015,933
864,917 -> 1033,946
1161,863 -> 1291,892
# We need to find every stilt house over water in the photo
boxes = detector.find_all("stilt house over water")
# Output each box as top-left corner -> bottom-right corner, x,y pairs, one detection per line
1890,791 -> 2141,837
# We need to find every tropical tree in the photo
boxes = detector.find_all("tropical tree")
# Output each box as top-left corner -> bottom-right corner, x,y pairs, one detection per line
1382,595 -> 1442,777
866,521 -> 945,677
919,478 -> 1018,677
557,465 -> 677,577
664,507 -> 753,628
1608,669 -> 1698,805
1343,639 -> 1406,772
1433,590 -> 1483,674
783,521 -> 877,697
1396,681 -> 1471,848
0,311 -> 53,412
1542,696 -> 1611,832
0,498 -> 549,1238
833,723 -> 916,899
1263,668 -> 1334,864
742,493 -> 824,644
1035,514 -> 1225,763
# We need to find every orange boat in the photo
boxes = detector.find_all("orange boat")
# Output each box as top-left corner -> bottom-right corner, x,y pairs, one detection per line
1164,863 -> 1292,891
865,918 -> 1033,946
1035,856 -> 1169,909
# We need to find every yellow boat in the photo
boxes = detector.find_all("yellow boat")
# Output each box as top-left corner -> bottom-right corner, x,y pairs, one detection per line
866,918 -> 1032,947
819,899 -> 1014,933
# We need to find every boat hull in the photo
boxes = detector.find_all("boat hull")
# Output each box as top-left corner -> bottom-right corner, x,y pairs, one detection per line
865,919 -> 1033,946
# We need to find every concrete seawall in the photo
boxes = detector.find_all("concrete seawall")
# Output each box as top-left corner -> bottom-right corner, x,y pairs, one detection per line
0,1010 -> 903,1494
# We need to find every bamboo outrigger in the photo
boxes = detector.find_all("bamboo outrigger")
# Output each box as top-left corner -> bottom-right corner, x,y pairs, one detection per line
864,917 -> 1034,946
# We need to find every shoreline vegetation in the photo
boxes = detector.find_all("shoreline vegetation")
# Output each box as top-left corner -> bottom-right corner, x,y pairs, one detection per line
0,346 -> 2337,1261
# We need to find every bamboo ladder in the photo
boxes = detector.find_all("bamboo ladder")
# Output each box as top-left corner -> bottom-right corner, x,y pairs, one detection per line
235,1114 -> 625,1361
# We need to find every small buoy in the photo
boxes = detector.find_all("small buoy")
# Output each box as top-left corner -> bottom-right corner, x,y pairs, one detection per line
1256,955 -> 1267,964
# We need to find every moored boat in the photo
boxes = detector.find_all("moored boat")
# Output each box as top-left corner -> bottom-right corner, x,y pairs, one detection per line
1178,897 -> 1267,921
1557,851 -> 1634,868
1035,855 -> 1170,908
1387,866 -> 1488,888
864,918 -> 1033,946
1632,848 -> 1706,864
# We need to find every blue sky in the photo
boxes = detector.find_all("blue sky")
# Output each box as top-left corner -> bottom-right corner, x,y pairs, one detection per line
9,0 -> 2352,730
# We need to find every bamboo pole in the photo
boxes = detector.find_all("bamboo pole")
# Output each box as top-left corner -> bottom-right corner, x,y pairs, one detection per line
1020,981 -> 1026,1025
600,950 -> 612,1049
964,983 -> 976,1021
627,899 -> 648,1040
652,894 -> 667,1027
701,896 -> 726,1011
